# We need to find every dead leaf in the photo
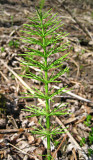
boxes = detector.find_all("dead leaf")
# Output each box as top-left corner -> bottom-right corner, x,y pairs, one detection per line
27,133 -> 34,144
75,116 -> 86,124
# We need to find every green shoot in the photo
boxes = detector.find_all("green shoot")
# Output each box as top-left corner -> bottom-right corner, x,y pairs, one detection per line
20,1 -> 70,159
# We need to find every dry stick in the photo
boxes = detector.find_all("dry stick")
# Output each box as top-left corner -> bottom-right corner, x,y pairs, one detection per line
59,1 -> 92,40
53,85 -> 93,103
52,134 -> 67,159
0,59 -> 89,159
0,128 -> 33,134
72,148 -> 77,160
0,71 -> 9,82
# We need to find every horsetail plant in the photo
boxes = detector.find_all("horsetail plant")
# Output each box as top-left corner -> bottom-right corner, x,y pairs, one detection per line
20,2 -> 70,160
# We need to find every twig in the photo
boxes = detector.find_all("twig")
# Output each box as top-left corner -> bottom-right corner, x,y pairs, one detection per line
0,128 -> 33,134
0,71 -> 9,82
53,85 -> 93,103
52,134 -> 67,159
72,148 -> 77,160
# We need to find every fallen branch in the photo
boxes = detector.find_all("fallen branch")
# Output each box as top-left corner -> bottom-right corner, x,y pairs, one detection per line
0,128 -> 33,134
52,134 -> 67,159
53,85 -> 93,103
0,71 -> 9,82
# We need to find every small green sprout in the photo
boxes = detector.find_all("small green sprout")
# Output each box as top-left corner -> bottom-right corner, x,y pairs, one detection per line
1,47 -> 5,52
8,40 -> 19,48
80,137 -> 86,147
84,115 -> 92,127
80,115 -> 93,157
